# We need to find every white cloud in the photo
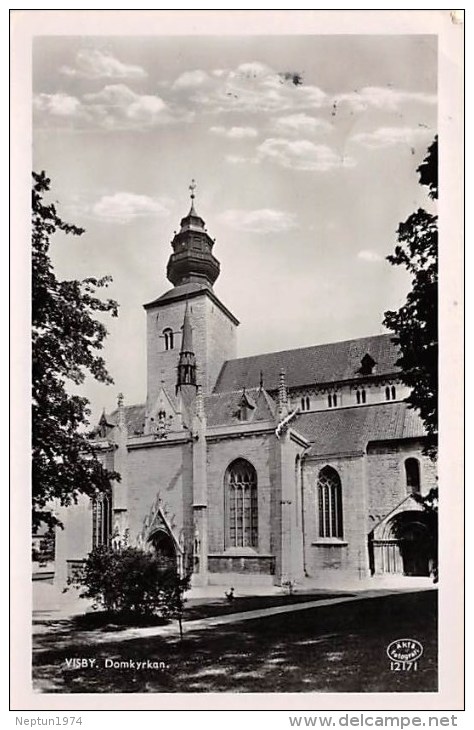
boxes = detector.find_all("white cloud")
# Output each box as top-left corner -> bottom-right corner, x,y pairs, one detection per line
92,192 -> 173,224
225,154 -> 250,164
175,61 -> 326,115
209,125 -> 258,139
172,70 -> 212,89
257,137 -> 355,172
351,126 -> 433,149
82,84 -> 173,129
60,49 -> 147,80
33,92 -> 83,117
334,86 -> 436,112
218,208 -> 297,234
273,113 -> 332,135
357,249 -> 383,263
35,84 -> 191,130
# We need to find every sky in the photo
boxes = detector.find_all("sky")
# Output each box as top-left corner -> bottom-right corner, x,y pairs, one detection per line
32,33 -> 438,423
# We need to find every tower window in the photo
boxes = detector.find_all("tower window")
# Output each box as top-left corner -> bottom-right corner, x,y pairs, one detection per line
163,328 -> 174,351
225,459 -> 258,548
317,466 -> 343,539
391,385 -> 396,400
328,393 -> 337,408
405,458 -> 421,494
385,385 -> 397,401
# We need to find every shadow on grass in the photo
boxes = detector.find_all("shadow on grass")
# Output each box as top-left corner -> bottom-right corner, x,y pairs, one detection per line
33,590 -> 437,694
183,590 -> 353,621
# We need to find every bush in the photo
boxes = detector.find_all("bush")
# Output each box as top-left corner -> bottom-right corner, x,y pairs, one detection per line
71,545 -> 190,619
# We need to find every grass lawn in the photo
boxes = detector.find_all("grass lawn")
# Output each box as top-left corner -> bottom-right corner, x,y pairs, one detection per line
32,590 -> 437,694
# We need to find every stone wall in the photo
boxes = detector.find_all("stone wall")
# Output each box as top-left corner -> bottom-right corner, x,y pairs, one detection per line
146,291 -> 237,404
206,433 -> 276,556
126,439 -> 194,554
204,296 -> 237,392
302,455 -> 370,578
366,440 -> 437,529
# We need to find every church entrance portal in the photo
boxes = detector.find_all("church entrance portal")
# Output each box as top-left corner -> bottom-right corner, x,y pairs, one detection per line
148,530 -> 177,572
371,510 -> 432,577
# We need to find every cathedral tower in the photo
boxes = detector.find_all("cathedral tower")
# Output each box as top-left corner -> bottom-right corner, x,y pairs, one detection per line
144,181 -> 239,410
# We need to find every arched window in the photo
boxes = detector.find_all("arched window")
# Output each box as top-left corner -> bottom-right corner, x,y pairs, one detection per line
405,458 -> 421,494
391,385 -> 396,400
328,394 -> 332,408
356,388 -> 366,404
328,393 -> 337,408
317,466 -> 343,538
306,396 -> 310,410
163,328 -> 174,351
385,386 -> 390,401
92,492 -> 112,548
225,459 -> 258,548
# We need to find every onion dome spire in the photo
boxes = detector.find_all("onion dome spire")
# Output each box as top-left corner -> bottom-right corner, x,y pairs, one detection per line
167,180 -> 220,288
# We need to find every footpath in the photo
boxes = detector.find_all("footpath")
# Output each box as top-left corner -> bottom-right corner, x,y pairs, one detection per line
33,584 -> 435,653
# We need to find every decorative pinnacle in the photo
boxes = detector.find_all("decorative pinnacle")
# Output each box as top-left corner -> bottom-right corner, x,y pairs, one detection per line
189,178 -> 197,201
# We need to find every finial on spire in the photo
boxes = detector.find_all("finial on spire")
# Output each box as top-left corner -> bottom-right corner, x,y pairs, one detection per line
189,178 -> 197,201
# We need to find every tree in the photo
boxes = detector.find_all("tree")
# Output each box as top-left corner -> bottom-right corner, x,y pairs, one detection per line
32,171 -> 119,532
383,137 -> 438,459
71,546 -> 190,631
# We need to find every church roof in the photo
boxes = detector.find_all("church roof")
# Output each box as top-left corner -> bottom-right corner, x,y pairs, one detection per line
213,333 -> 400,392
295,402 -> 425,458
204,387 -> 276,427
143,281 -> 240,325
106,404 -> 146,435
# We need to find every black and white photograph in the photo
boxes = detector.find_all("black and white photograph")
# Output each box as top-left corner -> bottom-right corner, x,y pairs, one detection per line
11,9 -> 463,711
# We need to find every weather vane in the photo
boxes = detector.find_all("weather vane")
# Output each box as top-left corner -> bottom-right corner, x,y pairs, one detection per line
189,178 -> 197,201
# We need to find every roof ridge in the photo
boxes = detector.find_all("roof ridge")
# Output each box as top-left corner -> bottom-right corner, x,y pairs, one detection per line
205,386 -> 269,399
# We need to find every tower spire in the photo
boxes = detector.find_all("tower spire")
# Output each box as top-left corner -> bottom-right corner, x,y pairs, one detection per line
176,301 -> 197,393
189,178 -> 197,215
166,182 -> 220,289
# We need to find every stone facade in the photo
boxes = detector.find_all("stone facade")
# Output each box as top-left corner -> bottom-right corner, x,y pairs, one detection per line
54,197 -> 437,588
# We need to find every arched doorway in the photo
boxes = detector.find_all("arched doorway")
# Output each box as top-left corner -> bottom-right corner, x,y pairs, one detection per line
391,512 -> 431,577
372,508 -> 433,577
148,529 -> 178,571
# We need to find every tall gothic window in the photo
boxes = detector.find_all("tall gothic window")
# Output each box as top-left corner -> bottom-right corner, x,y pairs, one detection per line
405,458 -> 421,494
225,459 -> 258,548
92,492 -> 112,548
317,466 -> 343,539
163,328 -> 174,350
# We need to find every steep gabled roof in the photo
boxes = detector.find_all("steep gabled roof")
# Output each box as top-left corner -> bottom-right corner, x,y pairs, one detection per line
204,387 -> 276,428
213,333 -> 400,392
295,402 -> 425,458
106,404 -> 147,436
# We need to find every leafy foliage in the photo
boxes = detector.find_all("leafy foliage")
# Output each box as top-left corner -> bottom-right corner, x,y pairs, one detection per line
383,137 -> 438,458
72,546 -> 190,620
32,171 -> 119,531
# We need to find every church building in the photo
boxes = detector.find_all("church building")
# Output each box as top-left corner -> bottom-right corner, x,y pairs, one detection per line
54,188 -> 437,589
